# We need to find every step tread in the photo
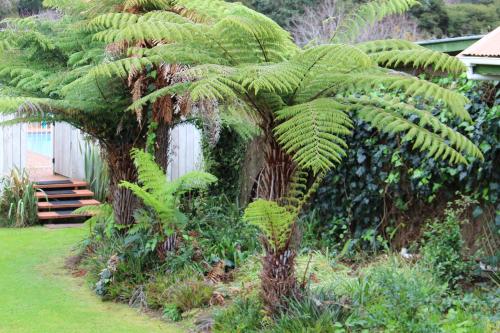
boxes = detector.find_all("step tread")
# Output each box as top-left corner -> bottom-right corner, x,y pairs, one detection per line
37,210 -> 93,220
36,189 -> 94,199
34,179 -> 88,189
37,199 -> 101,209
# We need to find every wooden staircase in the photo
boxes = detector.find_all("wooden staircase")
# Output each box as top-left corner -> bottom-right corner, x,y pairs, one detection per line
35,179 -> 101,221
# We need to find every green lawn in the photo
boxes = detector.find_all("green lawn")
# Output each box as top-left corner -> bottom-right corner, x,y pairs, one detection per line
0,227 -> 183,333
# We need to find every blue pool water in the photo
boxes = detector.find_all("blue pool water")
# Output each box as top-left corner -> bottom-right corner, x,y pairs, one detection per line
27,132 -> 53,157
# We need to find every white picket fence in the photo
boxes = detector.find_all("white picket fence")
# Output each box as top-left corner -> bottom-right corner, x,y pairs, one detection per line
0,120 -> 203,180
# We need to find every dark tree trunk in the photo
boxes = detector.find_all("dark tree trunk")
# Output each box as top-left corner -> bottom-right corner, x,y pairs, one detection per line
154,120 -> 170,172
261,234 -> 299,314
107,144 -> 140,225
255,136 -> 299,314
255,138 -> 296,202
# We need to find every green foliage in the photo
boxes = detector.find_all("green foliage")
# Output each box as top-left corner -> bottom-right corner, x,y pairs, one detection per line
213,296 -> 264,333
0,168 -> 38,227
310,78 -> 498,252
274,98 -> 352,173
83,141 -> 109,203
340,258 -> 447,332
446,1 -> 500,37
269,291 -> 346,333
120,149 -> 217,235
87,0 -> 480,179
169,278 -> 214,312
332,0 -> 419,43
421,197 -> 475,286
185,196 -> 260,267
234,0 -> 320,28
243,199 -> 297,252
409,0 -> 449,37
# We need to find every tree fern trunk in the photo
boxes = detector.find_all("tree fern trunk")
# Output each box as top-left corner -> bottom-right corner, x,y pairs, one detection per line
256,137 -> 299,314
154,120 -> 170,172
261,239 -> 298,314
107,144 -> 139,225
255,139 -> 296,201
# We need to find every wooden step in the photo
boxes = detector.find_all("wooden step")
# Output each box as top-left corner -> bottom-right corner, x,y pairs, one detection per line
37,199 -> 100,210
36,189 -> 94,200
37,209 -> 93,220
34,179 -> 88,190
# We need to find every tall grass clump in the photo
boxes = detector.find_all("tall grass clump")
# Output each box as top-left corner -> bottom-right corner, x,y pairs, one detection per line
83,141 -> 110,202
0,168 -> 38,227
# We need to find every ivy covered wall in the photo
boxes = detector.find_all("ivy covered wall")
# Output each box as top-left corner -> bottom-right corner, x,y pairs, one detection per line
309,77 -> 499,248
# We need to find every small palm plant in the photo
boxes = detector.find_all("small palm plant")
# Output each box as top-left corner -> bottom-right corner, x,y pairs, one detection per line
120,149 -> 217,254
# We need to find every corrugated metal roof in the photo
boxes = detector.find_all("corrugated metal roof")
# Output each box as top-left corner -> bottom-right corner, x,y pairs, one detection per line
459,26 -> 500,57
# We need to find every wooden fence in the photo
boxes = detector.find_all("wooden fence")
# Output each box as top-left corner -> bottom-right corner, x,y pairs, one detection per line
1,120 -> 203,180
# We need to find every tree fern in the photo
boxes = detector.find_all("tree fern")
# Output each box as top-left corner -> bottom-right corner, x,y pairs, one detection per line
120,149 -> 216,233
274,98 -> 353,173
243,199 -> 296,252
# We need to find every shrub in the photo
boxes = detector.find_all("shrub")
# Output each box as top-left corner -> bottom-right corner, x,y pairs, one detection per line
83,141 -> 109,203
0,168 -> 38,227
212,297 -> 264,333
270,290 -> 346,333
330,258 -> 447,332
185,196 -> 260,268
421,197 -> 475,286
169,278 -> 214,312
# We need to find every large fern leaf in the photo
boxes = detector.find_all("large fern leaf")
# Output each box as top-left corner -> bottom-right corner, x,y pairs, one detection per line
332,0 -> 419,43
243,199 -> 296,252
274,98 -> 353,173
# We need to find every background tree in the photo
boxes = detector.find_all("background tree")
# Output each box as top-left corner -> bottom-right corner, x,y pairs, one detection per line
0,2 -> 149,225
0,0 -> 17,19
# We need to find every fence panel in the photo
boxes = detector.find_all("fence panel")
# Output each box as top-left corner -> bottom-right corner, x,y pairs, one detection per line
53,122 -> 86,180
0,116 -> 26,176
167,123 -> 203,180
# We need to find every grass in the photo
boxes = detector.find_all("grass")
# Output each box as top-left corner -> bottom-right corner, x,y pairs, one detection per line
0,227 -> 183,333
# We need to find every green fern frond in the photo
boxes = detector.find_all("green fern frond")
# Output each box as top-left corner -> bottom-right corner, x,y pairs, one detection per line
172,170 -> 217,195
89,13 -> 140,30
127,82 -> 190,111
344,97 -> 477,164
343,95 -> 483,160
129,149 -> 171,199
120,149 -> 216,231
243,199 -> 296,252
188,75 -> 245,102
369,48 -> 466,74
144,43 -> 224,65
237,62 -> 304,95
274,98 -> 353,174
123,0 -> 171,10
306,72 -> 471,121
89,57 -> 156,78
332,0 -> 419,43
93,21 -> 201,44
356,39 -> 420,53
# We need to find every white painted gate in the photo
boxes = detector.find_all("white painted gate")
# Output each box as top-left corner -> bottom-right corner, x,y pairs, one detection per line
53,122 -> 86,180
0,116 -> 26,175
168,123 -> 203,180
